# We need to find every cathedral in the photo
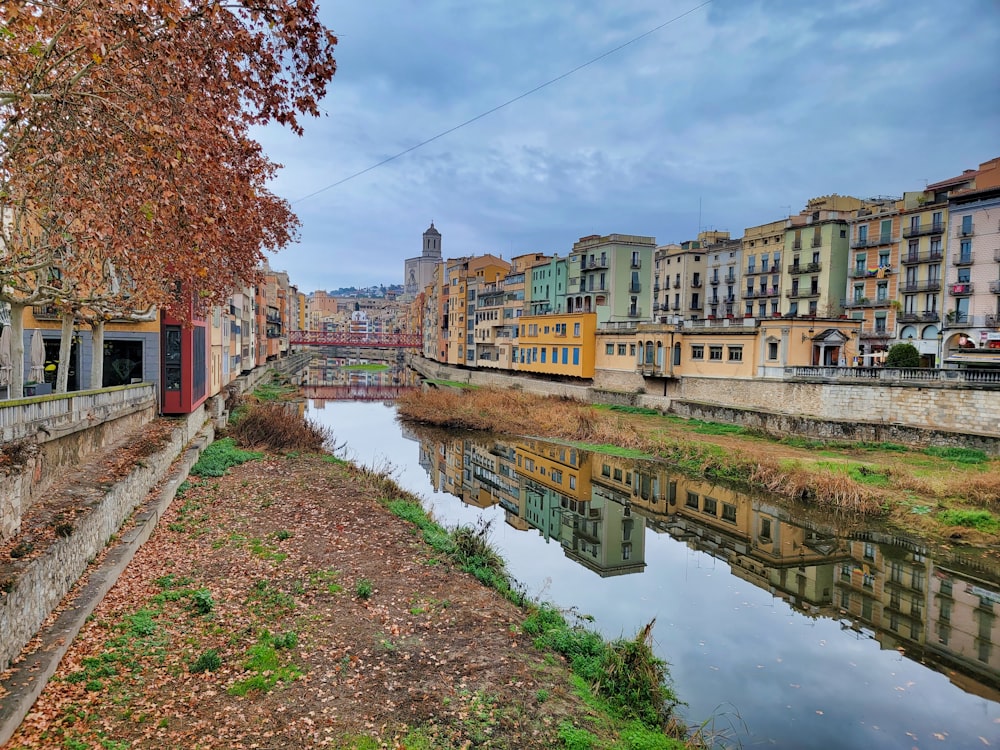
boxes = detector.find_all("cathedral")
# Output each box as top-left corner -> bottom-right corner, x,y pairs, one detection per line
403,222 -> 444,298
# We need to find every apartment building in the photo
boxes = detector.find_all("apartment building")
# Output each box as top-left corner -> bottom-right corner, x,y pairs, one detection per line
652,241 -> 703,322
742,219 -> 786,320
846,197 -> 904,363
897,192 -> 947,366
701,232 -> 742,320
528,255 -> 567,315
444,254 -> 509,366
515,312 -> 596,378
567,234 -> 655,323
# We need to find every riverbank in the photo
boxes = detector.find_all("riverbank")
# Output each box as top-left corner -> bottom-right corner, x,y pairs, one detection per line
397,386 -> 1000,549
3,434 -> 694,749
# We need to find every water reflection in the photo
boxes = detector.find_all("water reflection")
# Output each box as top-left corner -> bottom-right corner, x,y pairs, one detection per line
410,427 -> 1000,700
301,356 -> 420,403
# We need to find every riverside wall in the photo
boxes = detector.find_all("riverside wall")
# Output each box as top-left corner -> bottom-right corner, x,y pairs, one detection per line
407,355 -> 1000,454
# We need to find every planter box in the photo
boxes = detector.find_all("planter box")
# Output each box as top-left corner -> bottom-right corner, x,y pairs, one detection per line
25,383 -> 53,397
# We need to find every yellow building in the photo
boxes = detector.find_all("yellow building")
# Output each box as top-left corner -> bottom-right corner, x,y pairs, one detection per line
445,255 -> 509,366
515,312 -> 596,378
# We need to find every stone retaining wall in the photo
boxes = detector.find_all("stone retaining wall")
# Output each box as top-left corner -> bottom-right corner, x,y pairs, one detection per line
0,406 -> 209,671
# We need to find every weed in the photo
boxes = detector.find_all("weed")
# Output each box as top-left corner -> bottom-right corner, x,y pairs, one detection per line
190,649 -> 221,674
309,569 -> 343,594
557,721 -> 597,750
355,578 -> 373,600
938,509 -> 1000,533
275,529 -> 292,541
247,579 -> 296,615
189,589 -> 214,615
190,438 -> 263,478
54,522 -> 75,538
924,446 -> 989,464
321,454 -> 348,465
536,688 -> 550,703
228,631 -> 303,696
0,577 -> 14,594
10,540 -> 34,558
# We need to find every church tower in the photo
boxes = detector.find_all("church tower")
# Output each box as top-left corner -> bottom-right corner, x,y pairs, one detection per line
404,222 -> 444,298
423,221 -> 442,258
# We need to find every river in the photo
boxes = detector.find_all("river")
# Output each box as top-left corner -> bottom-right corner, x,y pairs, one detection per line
301,359 -> 1000,749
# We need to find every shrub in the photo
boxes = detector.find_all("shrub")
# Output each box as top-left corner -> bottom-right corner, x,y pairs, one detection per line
190,438 -> 262,477
228,402 -> 333,453
884,342 -> 920,368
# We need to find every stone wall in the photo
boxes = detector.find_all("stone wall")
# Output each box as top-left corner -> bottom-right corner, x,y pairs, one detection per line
1,386 -> 157,542
0,408 -> 209,671
676,377 -> 999,443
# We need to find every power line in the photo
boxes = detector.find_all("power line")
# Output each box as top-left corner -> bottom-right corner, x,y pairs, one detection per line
291,1 -> 713,205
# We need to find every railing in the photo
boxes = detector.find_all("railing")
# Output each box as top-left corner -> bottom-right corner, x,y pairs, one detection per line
785,366 -> 1000,386
901,250 -> 943,265
953,254 -> 973,266
897,311 -> 940,323
673,280 -> 681,288
902,222 -> 944,238
584,258 -> 609,270
948,282 -> 973,296
710,278 -> 720,286
812,236 -> 823,247
958,224 -> 975,237
788,262 -> 822,275
691,280 -> 702,288
629,282 -> 642,293
859,328 -> 892,339
987,314 -> 999,327
851,235 -> 894,249
900,280 -> 941,293
850,266 -> 894,278
841,298 -> 892,309
989,280 -> 1000,294
786,289 -> 820,299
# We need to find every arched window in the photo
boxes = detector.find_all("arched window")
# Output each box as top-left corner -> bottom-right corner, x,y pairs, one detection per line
645,341 -> 654,365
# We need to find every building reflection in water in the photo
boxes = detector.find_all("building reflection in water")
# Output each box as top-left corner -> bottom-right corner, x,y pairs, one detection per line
411,429 -> 1000,700
301,357 -> 420,405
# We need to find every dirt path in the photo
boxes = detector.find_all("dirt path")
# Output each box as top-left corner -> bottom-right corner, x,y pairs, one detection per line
4,453 -> 626,750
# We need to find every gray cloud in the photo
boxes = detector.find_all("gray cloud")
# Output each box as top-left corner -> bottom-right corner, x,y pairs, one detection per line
259,0 -> 1000,291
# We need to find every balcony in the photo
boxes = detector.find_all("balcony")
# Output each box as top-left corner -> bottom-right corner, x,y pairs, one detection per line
958,224 -> 975,237
746,266 -> 757,275
988,314 -> 999,328
725,275 -> 736,284
850,266 -> 893,279
859,328 -> 892,340
673,280 -> 681,289
901,250 -> 944,265
723,294 -> 736,303
948,282 -> 973,296
900,280 -> 941,293
671,302 -> 680,311
995,249 -> 1000,263
691,279 -> 702,288
786,288 -> 821,299
584,258 -> 609,270
851,235 -> 894,249
812,236 -> 823,248
31,305 -> 61,320
710,277 -> 720,286
653,283 -> 660,293
990,280 -> 1000,294
842,297 -> 892,309
902,222 -> 944,238
788,261 -> 822,275
897,311 -> 940,323
953,254 -> 973,266
629,282 -> 642,293
689,301 -> 703,310
652,302 -> 661,312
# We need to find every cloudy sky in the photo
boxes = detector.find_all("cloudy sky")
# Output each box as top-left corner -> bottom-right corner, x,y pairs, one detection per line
256,0 -> 1000,293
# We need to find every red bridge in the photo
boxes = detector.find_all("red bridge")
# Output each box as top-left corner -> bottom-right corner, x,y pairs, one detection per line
289,330 -> 421,348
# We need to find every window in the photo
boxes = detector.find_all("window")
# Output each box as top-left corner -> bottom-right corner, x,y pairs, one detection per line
760,518 -> 772,540
613,468 -> 623,481
709,346 -> 723,360
728,346 -> 743,362
573,322 -> 581,336
702,496 -> 718,515
540,348 -> 546,363
618,343 -> 627,356
569,476 -> 576,490
606,343 -> 614,355
686,492 -> 699,509
767,341 -> 778,360
601,463 -> 611,477
629,344 -> 636,356
691,345 -> 704,359
551,469 -> 562,484
722,503 -> 737,523
562,347 -> 568,364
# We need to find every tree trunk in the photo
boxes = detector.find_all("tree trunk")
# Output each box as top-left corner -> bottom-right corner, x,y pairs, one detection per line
9,304 -> 26,399
89,319 -> 105,389
56,313 -> 74,393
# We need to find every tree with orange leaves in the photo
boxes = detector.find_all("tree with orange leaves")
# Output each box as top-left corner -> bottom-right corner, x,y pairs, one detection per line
1,1 -> 337,396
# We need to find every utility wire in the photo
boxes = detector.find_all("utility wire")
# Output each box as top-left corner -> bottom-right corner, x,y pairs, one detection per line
291,1 -> 713,204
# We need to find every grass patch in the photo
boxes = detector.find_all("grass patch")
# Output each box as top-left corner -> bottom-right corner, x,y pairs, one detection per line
190,649 -> 221,674
423,379 -> 478,389
228,630 -> 303,696
251,380 -> 299,402
938,509 -> 1000,533
340,363 -> 390,372
309,569 -> 343,594
190,438 -> 262,478
595,404 -> 661,416
355,578 -> 373,600
924,446 -> 989,465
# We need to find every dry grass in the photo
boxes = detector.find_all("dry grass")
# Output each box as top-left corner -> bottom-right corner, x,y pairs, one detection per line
228,402 -> 333,453
400,388 -> 890,515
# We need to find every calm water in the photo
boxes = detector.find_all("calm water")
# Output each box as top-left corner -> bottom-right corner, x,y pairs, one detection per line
303,364 -> 1000,749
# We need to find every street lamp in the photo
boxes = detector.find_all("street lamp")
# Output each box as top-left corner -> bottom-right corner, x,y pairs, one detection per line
937,329 -> 944,369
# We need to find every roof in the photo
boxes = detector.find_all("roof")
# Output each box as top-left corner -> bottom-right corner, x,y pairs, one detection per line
424,222 -> 440,236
